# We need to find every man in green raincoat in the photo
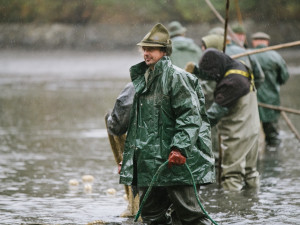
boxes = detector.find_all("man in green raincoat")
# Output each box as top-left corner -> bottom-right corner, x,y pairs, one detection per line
119,23 -> 215,225
168,21 -> 202,69
251,32 -> 290,147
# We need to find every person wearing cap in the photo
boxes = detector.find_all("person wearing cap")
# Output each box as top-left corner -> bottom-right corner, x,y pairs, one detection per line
196,48 -> 261,191
206,27 -> 265,90
251,32 -> 290,148
167,21 -> 202,69
198,34 -> 224,158
118,23 -> 215,225
232,24 -> 247,48
186,33 -> 261,161
208,27 -> 224,36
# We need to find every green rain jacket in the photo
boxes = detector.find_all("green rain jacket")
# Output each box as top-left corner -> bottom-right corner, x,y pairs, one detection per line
170,36 -> 202,69
254,44 -> 290,122
226,43 -> 265,89
119,57 -> 215,187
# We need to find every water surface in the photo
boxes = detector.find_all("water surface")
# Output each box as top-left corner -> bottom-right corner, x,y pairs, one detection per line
0,50 -> 299,225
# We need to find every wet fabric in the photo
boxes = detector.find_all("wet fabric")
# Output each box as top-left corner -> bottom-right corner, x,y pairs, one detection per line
139,185 -> 212,225
226,42 -> 265,89
198,48 -> 251,108
119,56 -> 215,187
170,36 -> 202,69
206,102 -> 229,127
198,49 -> 260,191
219,91 -> 260,191
199,80 -> 216,109
253,44 -> 290,122
262,121 -> 281,146
106,82 -> 135,136
200,35 -> 264,87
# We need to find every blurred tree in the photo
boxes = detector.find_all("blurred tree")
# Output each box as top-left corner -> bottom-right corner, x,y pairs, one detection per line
0,0 -> 299,24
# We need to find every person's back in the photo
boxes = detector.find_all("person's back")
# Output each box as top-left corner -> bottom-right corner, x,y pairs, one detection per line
206,27 -> 265,89
255,49 -> 289,104
196,49 -> 260,191
168,21 -> 202,69
251,32 -> 289,147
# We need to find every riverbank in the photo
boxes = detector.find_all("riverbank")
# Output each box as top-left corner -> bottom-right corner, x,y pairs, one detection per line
1,21 -> 299,51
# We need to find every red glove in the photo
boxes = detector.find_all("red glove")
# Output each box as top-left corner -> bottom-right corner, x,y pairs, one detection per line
118,162 -> 122,174
168,149 -> 186,168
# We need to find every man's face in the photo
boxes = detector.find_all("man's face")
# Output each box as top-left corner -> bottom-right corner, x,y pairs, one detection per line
142,47 -> 166,69
235,33 -> 246,44
252,39 -> 269,48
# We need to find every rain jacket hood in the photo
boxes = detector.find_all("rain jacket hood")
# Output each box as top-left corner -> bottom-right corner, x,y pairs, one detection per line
199,49 -> 251,107
172,36 -> 199,51
119,56 -> 215,187
199,48 -> 245,82
170,36 -> 202,69
202,34 -> 224,51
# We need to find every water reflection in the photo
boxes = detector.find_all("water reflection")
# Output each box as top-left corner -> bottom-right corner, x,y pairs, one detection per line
0,50 -> 299,224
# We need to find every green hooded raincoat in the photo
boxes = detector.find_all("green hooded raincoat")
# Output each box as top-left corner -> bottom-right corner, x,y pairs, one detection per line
119,57 -> 215,187
170,36 -> 202,69
254,44 -> 290,122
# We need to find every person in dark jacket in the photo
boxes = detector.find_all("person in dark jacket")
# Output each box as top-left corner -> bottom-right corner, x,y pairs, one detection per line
107,82 -> 135,136
118,23 -> 215,225
193,49 -> 260,191
251,32 -> 290,148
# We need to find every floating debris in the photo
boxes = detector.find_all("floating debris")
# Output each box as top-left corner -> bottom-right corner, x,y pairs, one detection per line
106,188 -> 116,195
84,184 -> 93,193
82,175 -> 95,183
68,179 -> 79,186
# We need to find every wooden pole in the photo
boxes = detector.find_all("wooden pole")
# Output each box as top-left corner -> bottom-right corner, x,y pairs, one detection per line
234,0 -> 248,47
257,104 -> 300,141
234,0 -> 243,25
205,0 -> 243,47
223,0 -> 230,53
232,40 -> 300,59
104,113 -> 139,217
258,102 -> 300,115
218,134 -> 223,185
280,111 -> 300,141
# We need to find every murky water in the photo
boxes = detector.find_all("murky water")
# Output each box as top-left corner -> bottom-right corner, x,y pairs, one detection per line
0,49 -> 299,225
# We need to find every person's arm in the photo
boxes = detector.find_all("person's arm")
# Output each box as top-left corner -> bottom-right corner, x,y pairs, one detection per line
276,55 -> 290,85
169,73 -> 202,158
248,55 -> 265,89
185,62 -> 213,81
206,102 -> 229,127
107,82 -> 135,136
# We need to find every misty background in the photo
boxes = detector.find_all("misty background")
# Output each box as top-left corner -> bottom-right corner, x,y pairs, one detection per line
0,0 -> 300,50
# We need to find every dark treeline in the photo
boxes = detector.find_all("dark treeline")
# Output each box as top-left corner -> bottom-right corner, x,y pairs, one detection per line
0,0 -> 299,24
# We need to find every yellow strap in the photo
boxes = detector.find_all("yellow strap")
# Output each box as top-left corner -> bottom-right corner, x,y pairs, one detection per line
224,69 -> 249,78
224,69 -> 255,91
250,72 -> 255,91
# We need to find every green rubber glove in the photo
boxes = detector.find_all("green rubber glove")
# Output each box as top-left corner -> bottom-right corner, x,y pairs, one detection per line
207,102 -> 229,126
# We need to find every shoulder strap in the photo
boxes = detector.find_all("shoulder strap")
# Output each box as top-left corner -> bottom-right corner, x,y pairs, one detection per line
224,69 -> 255,91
